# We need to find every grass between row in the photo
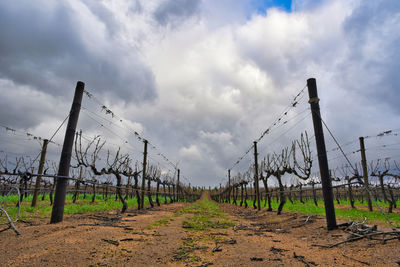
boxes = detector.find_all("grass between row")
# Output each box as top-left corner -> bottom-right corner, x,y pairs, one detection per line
231,198 -> 400,227
144,195 -> 235,265
146,195 -> 236,231
0,194 -> 172,222
177,196 -> 235,231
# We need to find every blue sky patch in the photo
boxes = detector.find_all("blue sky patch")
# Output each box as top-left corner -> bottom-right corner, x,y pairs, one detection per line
253,0 -> 292,13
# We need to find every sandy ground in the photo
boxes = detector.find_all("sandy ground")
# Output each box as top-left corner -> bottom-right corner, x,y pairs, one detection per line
0,197 -> 399,267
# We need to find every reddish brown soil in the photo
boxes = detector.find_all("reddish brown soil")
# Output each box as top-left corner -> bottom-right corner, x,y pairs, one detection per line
0,199 -> 399,267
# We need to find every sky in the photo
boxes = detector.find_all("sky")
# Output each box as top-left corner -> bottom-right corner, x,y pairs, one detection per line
0,0 -> 399,188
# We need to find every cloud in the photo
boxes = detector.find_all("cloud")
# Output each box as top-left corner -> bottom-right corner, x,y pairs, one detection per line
0,79 -> 68,129
0,0 -> 156,102
339,0 -> 400,113
154,0 -> 201,26
179,145 -> 202,161
142,0 -> 399,186
199,131 -> 233,144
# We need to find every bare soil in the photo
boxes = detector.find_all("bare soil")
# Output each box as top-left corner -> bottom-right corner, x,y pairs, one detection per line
1,198 -> 399,267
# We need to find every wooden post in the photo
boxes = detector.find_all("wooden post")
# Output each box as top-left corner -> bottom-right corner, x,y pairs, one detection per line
31,139 -> 48,207
253,141 -> 261,211
228,169 -> 231,203
51,81 -> 84,223
177,169 -> 180,201
359,137 -> 373,211
140,140 -> 148,209
307,78 -> 337,230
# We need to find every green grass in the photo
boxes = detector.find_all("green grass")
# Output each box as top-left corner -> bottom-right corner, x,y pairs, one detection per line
179,197 -> 235,231
330,198 -> 400,208
232,198 -> 400,227
145,217 -> 171,230
171,196 -> 236,265
0,193 -> 171,222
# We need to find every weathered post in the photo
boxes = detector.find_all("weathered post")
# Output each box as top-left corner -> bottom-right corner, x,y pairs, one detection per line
253,141 -> 261,211
140,140 -> 148,209
177,169 -> 180,201
359,137 -> 373,211
228,169 -> 231,203
307,78 -> 337,230
31,139 -> 49,207
50,81 -> 84,223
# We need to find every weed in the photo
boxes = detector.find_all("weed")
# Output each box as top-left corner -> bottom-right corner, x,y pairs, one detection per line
145,217 -> 170,230
179,197 -> 234,231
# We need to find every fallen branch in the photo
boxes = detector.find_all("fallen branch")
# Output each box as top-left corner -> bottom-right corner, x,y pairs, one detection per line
102,238 -> 119,246
218,239 -> 237,245
342,250 -> 370,265
212,246 -> 222,252
196,262 -> 213,267
120,238 -> 144,242
0,207 -> 20,235
210,232 -> 228,236
78,223 -> 133,231
293,252 -> 317,266
0,186 -> 21,235
293,215 -> 315,228
193,246 -> 209,251
270,246 -> 289,253
319,231 -> 399,248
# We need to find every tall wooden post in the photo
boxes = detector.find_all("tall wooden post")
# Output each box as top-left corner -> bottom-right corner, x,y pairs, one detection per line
51,81 -> 84,223
31,139 -> 49,207
359,137 -> 373,211
220,187 -> 222,202
307,78 -> 337,230
228,169 -> 231,203
253,141 -> 261,211
177,169 -> 180,201
140,140 -> 148,209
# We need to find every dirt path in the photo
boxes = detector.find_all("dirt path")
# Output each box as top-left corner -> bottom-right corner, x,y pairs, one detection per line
0,195 -> 399,266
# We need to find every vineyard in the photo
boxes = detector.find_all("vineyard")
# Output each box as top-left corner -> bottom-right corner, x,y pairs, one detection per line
1,79 -> 399,266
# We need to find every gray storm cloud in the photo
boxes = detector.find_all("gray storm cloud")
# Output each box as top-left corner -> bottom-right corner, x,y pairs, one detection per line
0,0 -> 156,102
340,0 -> 400,113
154,0 -> 202,26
